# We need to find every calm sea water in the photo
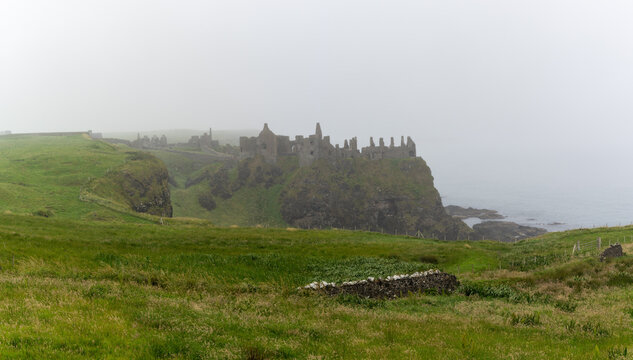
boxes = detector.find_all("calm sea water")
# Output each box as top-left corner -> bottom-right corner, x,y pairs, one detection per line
420,140 -> 633,232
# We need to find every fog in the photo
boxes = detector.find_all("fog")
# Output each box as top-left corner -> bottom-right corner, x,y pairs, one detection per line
2,1 -> 633,227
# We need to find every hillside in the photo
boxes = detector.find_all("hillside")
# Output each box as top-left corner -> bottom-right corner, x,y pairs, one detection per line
280,157 -> 469,238
0,135 -> 171,222
156,151 -> 469,238
1,135 -> 632,358
0,213 -> 631,358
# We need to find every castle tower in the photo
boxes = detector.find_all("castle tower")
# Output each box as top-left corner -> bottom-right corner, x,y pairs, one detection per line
390,137 -> 395,148
257,123 -> 279,163
379,138 -> 385,147
344,139 -> 349,149
370,137 -> 375,147
401,136 -> 405,147
406,136 -> 416,157
315,123 -> 322,140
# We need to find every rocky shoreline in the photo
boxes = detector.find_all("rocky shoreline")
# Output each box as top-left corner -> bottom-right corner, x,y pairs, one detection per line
445,205 -> 547,242
444,205 -> 505,220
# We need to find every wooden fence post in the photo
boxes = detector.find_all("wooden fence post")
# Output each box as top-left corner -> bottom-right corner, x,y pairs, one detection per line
597,237 -> 601,250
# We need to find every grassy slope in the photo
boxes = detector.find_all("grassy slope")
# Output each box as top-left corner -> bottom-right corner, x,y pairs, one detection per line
0,213 -> 632,359
3,135 -> 633,358
154,150 -> 289,227
0,135 -> 152,222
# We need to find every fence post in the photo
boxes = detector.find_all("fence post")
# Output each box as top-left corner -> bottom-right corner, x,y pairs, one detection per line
598,237 -> 601,250
577,239 -> 580,251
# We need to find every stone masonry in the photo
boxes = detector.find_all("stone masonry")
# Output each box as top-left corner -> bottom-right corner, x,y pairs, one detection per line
239,123 -> 417,166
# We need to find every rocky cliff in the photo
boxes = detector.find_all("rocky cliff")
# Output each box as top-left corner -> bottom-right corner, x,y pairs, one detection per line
279,157 -> 469,238
91,152 -> 173,217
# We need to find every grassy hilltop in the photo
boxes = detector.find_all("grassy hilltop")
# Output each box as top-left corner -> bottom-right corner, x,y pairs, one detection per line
0,134 -> 171,222
0,135 -> 632,359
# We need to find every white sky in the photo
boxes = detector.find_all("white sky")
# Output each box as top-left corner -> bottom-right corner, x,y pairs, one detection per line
1,0 -> 632,147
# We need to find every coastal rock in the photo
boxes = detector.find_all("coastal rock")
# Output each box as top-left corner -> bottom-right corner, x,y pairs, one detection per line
280,157 -> 471,239
445,205 -> 505,220
472,221 -> 546,242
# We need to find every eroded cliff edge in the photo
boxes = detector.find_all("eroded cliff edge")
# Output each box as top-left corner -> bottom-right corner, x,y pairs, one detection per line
91,152 -> 173,217
278,157 -> 469,238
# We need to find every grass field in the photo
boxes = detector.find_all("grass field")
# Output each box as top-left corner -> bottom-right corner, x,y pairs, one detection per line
0,135 -> 153,222
0,213 -> 632,359
2,135 -> 633,359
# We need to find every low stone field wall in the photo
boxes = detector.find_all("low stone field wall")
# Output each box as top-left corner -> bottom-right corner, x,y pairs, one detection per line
300,270 -> 459,299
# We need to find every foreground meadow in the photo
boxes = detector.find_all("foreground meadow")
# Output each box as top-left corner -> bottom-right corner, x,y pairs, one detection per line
0,213 -> 631,359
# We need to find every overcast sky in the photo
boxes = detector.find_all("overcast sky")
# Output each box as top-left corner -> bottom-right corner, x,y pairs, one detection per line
1,0 -> 632,147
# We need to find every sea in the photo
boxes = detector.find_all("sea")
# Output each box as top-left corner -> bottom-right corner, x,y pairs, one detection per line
420,139 -> 633,232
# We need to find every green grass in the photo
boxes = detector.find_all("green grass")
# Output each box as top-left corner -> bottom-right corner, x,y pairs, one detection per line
0,135 -> 147,220
3,135 -> 633,358
0,213 -> 633,358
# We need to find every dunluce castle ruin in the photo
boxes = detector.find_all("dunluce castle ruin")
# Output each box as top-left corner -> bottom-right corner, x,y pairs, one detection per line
240,123 -> 416,166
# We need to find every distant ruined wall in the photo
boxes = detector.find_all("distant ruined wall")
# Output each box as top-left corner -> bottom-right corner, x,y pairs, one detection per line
239,123 -> 416,166
130,128 -> 220,150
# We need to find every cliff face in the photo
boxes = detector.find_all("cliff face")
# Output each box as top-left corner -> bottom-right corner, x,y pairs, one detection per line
278,157 -> 469,238
92,152 -> 173,217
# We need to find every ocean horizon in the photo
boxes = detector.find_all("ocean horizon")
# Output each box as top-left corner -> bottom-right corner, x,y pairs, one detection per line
422,138 -> 633,233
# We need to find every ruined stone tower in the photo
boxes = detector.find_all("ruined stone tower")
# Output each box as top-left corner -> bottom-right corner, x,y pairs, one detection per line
239,123 -> 416,166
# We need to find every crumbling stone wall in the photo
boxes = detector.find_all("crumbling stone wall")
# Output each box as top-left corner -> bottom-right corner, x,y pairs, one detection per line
239,123 -> 417,166
301,270 -> 459,299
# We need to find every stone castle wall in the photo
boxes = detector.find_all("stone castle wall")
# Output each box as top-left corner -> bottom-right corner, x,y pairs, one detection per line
130,128 -> 219,150
239,123 -> 416,166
